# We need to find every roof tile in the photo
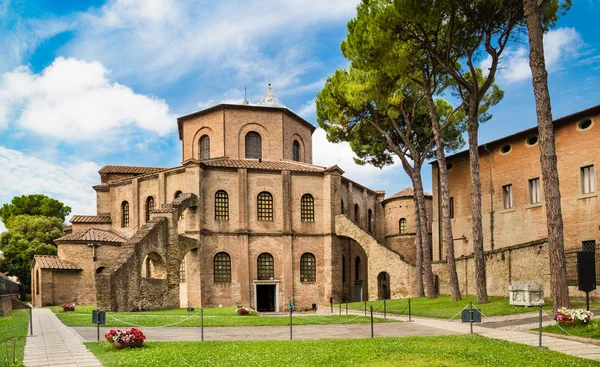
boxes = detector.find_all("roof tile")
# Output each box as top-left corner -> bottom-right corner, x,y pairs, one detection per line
55,228 -> 127,243
202,159 -> 325,172
70,215 -> 111,224
99,165 -> 167,175
34,255 -> 80,270
384,187 -> 432,201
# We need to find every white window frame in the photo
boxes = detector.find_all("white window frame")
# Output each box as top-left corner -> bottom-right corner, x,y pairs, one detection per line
529,178 -> 541,204
502,184 -> 513,209
582,165 -> 595,194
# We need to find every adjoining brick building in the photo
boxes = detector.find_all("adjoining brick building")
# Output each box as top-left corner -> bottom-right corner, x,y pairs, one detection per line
431,105 -> 600,299
31,86 -> 432,311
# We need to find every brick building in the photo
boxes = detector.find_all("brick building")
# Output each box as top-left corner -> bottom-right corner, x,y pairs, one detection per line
431,105 -> 599,299
31,86 -> 431,311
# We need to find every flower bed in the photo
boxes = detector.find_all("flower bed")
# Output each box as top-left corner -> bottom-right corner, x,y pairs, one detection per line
105,328 -> 146,348
62,304 -> 75,312
554,307 -> 593,326
236,307 -> 250,315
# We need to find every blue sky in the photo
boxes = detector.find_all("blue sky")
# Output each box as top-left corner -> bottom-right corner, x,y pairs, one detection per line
0,0 -> 599,229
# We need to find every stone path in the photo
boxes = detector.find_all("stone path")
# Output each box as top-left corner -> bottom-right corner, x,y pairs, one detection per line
24,308 -> 102,367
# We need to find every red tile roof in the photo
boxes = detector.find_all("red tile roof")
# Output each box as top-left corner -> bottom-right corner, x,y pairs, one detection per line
384,187 -> 432,202
34,255 -> 80,270
55,228 -> 127,244
202,159 -> 325,172
70,215 -> 111,224
98,165 -> 167,175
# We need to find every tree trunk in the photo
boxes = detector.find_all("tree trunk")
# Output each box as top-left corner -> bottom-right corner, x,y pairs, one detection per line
412,169 -> 437,298
523,0 -> 570,311
423,93 -> 461,301
467,96 -> 488,304
413,195 -> 425,297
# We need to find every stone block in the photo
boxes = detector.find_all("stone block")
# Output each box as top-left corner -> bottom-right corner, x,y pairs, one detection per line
509,281 -> 544,306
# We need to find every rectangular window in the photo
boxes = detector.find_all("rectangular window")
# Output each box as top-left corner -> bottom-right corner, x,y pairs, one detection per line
529,178 -> 541,204
449,197 -> 455,219
582,165 -> 595,194
582,240 -> 597,253
502,184 -> 513,209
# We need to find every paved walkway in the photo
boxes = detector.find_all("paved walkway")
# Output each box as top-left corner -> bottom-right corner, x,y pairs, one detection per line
24,308 -> 102,367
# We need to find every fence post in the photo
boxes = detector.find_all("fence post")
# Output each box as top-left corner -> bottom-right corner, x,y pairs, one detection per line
370,305 -> 374,338
408,298 -> 412,322
346,300 -> 348,315
12,338 -> 16,364
469,302 -> 473,334
538,305 -> 547,349
339,299 -> 341,315
330,297 -> 333,313
364,300 -> 367,316
384,298 -> 387,319
201,308 -> 204,342
29,305 -> 33,336
290,305 -> 293,340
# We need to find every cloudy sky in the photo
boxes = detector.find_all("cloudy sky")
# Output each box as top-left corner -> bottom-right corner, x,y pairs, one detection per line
1,0 -> 599,230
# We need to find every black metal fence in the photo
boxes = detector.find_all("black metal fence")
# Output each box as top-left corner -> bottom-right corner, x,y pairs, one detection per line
0,275 -> 20,295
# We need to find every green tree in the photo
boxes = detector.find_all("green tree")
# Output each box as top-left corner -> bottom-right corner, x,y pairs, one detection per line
0,194 -> 71,225
0,215 -> 64,291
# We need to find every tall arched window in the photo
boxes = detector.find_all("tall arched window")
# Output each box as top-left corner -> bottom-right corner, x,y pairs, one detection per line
145,256 -> 152,278
145,196 -> 155,223
341,199 -> 345,214
367,209 -> 373,233
354,204 -> 360,225
355,256 -> 361,280
214,252 -> 231,282
300,253 -> 316,282
245,132 -> 262,159
36,270 -> 39,295
121,201 -> 129,227
292,140 -> 300,161
179,259 -> 186,283
399,218 -> 407,234
215,190 -> 229,220
300,194 -> 314,222
199,135 -> 210,160
257,192 -> 273,221
257,253 -> 274,280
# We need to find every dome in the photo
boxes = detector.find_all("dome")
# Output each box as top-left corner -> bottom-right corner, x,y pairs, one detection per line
257,83 -> 286,108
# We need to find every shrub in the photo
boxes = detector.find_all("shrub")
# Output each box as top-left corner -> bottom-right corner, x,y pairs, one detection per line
62,304 -> 75,312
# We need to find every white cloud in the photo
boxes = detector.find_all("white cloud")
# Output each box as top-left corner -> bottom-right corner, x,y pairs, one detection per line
482,27 -> 582,84
0,146 -> 100,232
0,57 -> 176,140
297,99 -> 316,119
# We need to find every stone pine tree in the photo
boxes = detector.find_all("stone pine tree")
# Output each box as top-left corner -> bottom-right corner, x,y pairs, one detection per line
522,0 -> 572,310
317,67 -> 463,298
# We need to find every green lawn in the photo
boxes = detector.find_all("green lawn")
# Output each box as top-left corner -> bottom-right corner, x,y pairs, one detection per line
542,319 -> 600,339
51,306 -> 392,327
0,308 -> 30,364
341,295 -> 593,319
85,335 -> 600,367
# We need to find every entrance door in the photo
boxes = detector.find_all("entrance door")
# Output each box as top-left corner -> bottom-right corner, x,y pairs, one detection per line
256,284 -> 276,312
354,280 -> 362,302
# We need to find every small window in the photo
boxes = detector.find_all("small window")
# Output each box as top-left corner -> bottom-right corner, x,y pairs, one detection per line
355,256 -> 361,280
257,253 -> 274,280
96,267 -> 105,274
214,252 -> 231,283
367,209 -> 373,233
300,253 -> 316,282
179,260 -> 186,283
354,204 -> 360,224
578,119 -> 593,131
341,199 -> 345,214
399,218 -> 407,234
174,190 -> 183,199
257,192 -> 273,221
502,185 -> 513,209
529,178 -> 541,204
36,270 -> 39,295
245,132 -> 262,159
582,240 -> 597,253
145,196 -> 155,223
292,140 -> 300,161
449,197 -> 455,219
446,162 -> 453,170
215,190 -> 229,220
145,256 -> 152,278
526,136 -> 538,146
500,144 -> 512,154
199,135 -> 210,160
301,194 -> 315,222
582,165 -> 595,194
121,201 -> 130,227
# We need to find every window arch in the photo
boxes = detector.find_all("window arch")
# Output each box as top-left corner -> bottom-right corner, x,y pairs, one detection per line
399,218 -> 407,234
199,135 -> 210,160
174,190 -> 183,199
215,190 -> 229,220
245,132 -> 262,159
257,192 -> 273,221
121,201 -> 129,227
354,204 -> 360,224
96,267 -> 105,274
214,252 -> 231,282
355,256 -> 361,280
300,253 -> 316,282
367,209 -> 373,233
145,196 -> 155,223
257,253 -> 274,280
292,140 -> 300,161
301,194 -> 315,222
145,256 -> 152,278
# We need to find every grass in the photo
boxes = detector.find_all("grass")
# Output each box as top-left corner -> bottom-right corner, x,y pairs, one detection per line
0,308 -> 30,364
340,295 -> 594,319
542,319 -> 600,339
85,334 -> 600,367
50,306 -> 392,327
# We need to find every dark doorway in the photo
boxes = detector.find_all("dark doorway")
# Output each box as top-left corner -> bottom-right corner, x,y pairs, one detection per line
256,284 -> 276,312
354,280 -> 362,302
378,272 -> 390,300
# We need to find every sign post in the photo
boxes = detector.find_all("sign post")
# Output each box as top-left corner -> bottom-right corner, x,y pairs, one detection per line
92,310 -> 106,341
461,303 -> 481,334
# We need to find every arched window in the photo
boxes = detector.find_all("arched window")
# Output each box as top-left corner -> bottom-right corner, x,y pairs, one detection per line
145,196 -> 155,223
257,253 -> 274,280
121,201 -> 129,227
96,267 -> 105,274
245,132 -> 262,159
300,253 -> 316,282
145,256 -> 152,278
300,194 -> 314,222
199,135 -> 210,160
292,140 -> 300,161
257,192 -> 273,221
215,190 -> 229,220
399,218 -> 407,234
378,272 -> 390,300
355,256 -> 361,280
354,204 -> 360,224
341,199 -> 345,214
342,255 -> 346,283
214,252 -> 231,282
179,259 -> 186,283
174,190 -> 183,199
367,209 -> 373,233
36,270 -> 39,295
